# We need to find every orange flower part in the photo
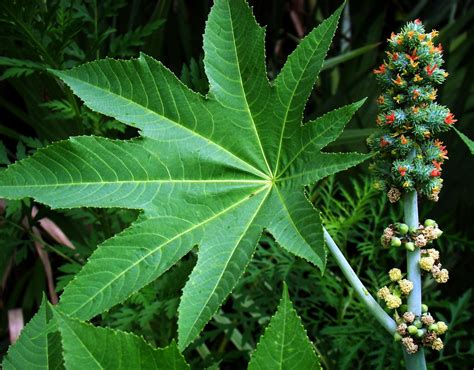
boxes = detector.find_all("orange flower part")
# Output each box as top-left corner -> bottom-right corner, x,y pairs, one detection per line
388,32 -> 397,42
373,64 -> 386,74
412,90 -> 420,100
418,33 -> 426,41
377,95 -> 385,104
398,166 -> 408,177
407,31 -> 415,39
428,89 -> 437,101
426,64 -> 437,76
392,52 -> 399,61
413,74 -> 423,82
393,74 -> 405,86
434,139 -> 449,159
400,135 -> 408,145
444,112 -> 457,125
430,30 -> 439,38
385,112 -> 395,125
412,106 -> 419,114
432,161 -> 442,170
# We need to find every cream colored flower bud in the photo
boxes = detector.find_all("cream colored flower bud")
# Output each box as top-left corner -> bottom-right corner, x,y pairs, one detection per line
389,268 -> 403,282
434,269 -> 449,283
397,323 -> 407,335
377,286 -> 390,300
431,338 -> 444,351
436,321 -> 448,334
399,279 -> 414,295
403,311 -> 415,323
426,248 -> 439,260
415,234 -> 427,247
421,314 -> 434,326
420,256 -> 435,271
402,337 -> 418,354
387,187 -> 401,203
386,294 -> 402,309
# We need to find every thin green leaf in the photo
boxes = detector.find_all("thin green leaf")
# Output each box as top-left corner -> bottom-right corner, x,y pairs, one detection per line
454,127 -> 474,154
321,43 -> 380,71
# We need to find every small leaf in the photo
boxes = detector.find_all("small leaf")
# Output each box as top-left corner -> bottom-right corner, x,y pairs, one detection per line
248,284 -> 321,370
2,299 -> 63,370
454,127 -> 474,155
54,308 -> 189,370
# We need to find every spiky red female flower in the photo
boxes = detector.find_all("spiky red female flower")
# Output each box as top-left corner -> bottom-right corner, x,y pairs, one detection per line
426,64 -> 438,76
385,112 -> 395,125
444,112 -> 457,125
430,169 -> 441,177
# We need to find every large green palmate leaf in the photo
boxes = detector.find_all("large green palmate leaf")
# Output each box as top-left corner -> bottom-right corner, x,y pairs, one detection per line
248,284 -> 321,370
0,0 -> 369,351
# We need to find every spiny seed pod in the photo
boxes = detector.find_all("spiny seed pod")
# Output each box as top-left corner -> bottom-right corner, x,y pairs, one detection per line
369,19 -> 456,202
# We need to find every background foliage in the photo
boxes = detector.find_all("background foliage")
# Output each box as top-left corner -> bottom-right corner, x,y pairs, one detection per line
0,0 -> 472,368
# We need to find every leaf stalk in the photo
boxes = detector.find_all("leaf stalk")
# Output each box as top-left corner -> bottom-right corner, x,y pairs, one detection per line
323,227 -> 397,334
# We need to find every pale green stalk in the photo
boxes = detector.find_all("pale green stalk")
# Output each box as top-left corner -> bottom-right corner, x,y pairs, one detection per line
323,228 -> 397,334
403,189 -> 427,370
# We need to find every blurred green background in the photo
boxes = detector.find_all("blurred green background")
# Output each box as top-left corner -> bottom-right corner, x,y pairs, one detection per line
0,0 -> 472,368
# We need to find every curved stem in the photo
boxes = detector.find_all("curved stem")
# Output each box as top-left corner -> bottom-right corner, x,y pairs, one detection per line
323,228 -> 397,334
403,190 -> 427,370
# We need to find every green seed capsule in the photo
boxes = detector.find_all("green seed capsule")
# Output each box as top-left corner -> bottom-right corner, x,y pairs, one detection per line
428,324 -> 438,332
421,304 -> 428,313
400,304 -> 408,313
408,325 -> 418,335
416,329 -> 425,338
414,319 -> 422,329
424,219 -> 436,227
394,333 -> 403,342
405,242 -> 415,252
391,237 -> 402,247
398,223 -> 409,234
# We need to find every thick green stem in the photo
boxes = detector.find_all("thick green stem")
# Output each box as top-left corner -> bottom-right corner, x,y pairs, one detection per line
403,190 -> 427,370
323,228 -> 397,334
